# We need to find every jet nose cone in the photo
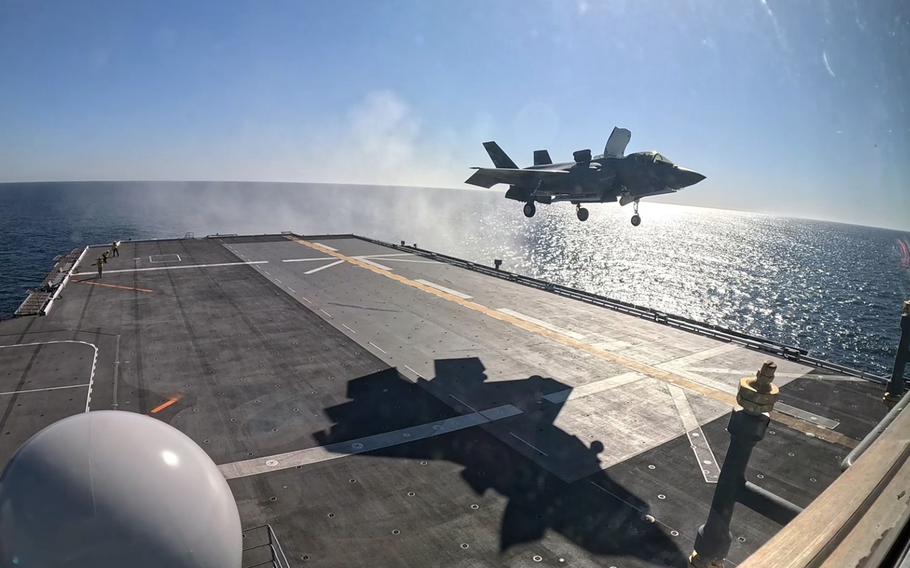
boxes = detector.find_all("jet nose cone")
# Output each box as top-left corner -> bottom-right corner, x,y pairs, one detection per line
670,167 -> 706,189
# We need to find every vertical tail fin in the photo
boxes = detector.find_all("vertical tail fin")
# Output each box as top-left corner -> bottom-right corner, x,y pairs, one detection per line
482,141 -> 518,169
533,150 -> 552,166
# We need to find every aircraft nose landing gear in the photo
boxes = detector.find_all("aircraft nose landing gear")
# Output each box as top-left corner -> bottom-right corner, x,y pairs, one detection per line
576,204 -> 589,222
630,199 -> 641,226
523,202 -> 536,218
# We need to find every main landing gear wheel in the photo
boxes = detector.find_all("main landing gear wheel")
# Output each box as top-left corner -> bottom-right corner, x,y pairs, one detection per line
523,202 -> 536,218
630,214 -> 641,226
576,206 -> 589,222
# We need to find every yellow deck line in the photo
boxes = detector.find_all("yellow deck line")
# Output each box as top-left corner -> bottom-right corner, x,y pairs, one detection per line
291,238 -> 856,448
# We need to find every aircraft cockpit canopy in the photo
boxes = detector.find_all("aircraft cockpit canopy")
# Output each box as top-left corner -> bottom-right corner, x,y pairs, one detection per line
637,151 -> 673,164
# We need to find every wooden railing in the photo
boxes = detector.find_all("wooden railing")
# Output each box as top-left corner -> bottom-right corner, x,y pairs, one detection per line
739,393 -> 910,567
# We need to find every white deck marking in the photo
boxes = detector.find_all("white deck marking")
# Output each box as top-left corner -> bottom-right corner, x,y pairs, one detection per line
299,295 -> 311,303
660,360 -> 842,430
403,365 -> 423,379
356,258 -> 392,271
0,340 -> 98,412
368,341 -> 387,354
659,343 -> 742,368
148,254 -> 181,263
287,286 -> 296,293
509,432 -> 550,457
360,253 -> 414,258
0,383 -> 90,396
73,260 -> 267,275
319,309 -> 333,318
415,279 -> 473,299
381,258 -> 442,264
776,402 -> 840,429
218,404 -> 523,479
304,260 -> 344,275
685,367 -> 862,382
281,257 -> 335,263
496,308 -> 584,340
667,385 -> 720,483
658,362 -> 744,394
543,372 -> 645,404
340,323 -> 357,334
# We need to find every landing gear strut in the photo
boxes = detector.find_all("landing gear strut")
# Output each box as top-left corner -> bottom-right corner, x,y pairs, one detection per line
576,204 -> 589,222
523,202 -> 536,218
630,199 -> 641,226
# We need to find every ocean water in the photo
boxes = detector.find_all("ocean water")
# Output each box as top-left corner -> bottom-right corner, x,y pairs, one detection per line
1,181 -> 908,377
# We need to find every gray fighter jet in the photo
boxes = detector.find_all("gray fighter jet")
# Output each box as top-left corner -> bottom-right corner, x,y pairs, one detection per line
465,127 -> 705,225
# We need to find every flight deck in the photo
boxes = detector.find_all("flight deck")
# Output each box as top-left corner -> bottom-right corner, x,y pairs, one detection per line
0,234 -> 890,567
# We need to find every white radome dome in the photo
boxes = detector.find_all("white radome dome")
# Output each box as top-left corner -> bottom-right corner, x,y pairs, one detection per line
0,410 -> 242,568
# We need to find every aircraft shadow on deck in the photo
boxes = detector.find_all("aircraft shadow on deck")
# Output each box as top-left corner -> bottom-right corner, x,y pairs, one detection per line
313,358 -> 685,565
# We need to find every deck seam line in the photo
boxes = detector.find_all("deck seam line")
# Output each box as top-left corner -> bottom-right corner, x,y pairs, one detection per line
448,394 -> 478,413
509,432 -> 550,457
0,383 -> 90,396
588,481 -> 684,537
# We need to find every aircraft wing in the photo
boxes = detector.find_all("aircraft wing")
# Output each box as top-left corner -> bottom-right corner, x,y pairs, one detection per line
465,168 -> 569,189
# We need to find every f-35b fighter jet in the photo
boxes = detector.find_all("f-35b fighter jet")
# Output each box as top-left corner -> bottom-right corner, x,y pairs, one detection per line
465,127 -> 705,225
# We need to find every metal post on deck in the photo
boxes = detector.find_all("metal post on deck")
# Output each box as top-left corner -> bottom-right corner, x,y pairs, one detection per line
689,362 -> 783,568
883,300 -> 910,408
494,259 -> 502,270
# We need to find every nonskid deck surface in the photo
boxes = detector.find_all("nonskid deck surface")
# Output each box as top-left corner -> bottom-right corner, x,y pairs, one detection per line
0,234 -> 888,567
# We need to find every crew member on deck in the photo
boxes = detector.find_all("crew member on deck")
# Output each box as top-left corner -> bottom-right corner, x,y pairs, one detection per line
111,241 -> 119,257
95,258 -> 103,279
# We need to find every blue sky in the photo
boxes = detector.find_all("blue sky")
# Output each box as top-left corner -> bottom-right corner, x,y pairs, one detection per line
1,0 -> 908,229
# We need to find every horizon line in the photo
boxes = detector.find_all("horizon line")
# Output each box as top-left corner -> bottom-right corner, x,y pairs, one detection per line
1,178 -> 907,233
